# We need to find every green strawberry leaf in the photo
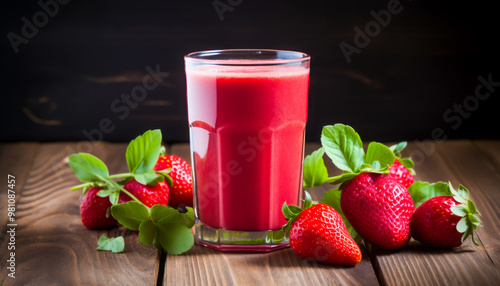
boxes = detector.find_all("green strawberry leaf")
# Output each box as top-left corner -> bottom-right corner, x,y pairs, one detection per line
184,207 -> 196,226
450,204 -> 469,217
457,184 -> 470,203
456,217 -> 468,233
150,204 -> 192,227
111,201 -> 150,230
156,223 -> 194,255
109,192 -> 119,205
365,142 -> 395,172
68,153 -> 109,183
282,191 -> 314,237
327,172 -> 358,187
388,141 -> 415,175
303,147 -> 329,188
126,129 -> 162,176
97,188 -> 115,198
407,181 -> 451,208
321,124 -> 365,173
156,168 -> 173,187
320,188 -> 362,243
134,170 -> 164,186
389,141 -> 407,154
282,203 -> 296,219
148,204 -> 195,254
397,157 -> 415,171
138,220 -> 157,246
96,234 -> 125,253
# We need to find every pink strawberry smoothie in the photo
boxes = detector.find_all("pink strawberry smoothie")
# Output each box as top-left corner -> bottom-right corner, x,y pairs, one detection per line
186,64 -> 309,231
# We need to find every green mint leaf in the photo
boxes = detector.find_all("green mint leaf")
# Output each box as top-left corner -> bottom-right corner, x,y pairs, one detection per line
126,129 -> 162,175
156,223 -> 194,255
134,170 -> 164,186
407,181 -> 451,208
365,142 -> 395,171
321,124 -> 365,173
68,153 -> 109,183
138,220 -> 157,246
111,201 -> 150,230
96,234 -> 125,253
303,147 -> 329,188
320,188 -> 362,243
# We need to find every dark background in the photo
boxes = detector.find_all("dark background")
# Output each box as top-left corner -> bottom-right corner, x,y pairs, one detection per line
1,0 -> 499,143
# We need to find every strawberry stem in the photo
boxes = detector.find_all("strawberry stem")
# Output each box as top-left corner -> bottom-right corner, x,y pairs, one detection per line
108,173 -> 133,180
105,178 -> 151,212
70,182 -> 93,191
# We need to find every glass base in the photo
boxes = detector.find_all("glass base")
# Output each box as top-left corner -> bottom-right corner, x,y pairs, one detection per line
195,221 -> 289,252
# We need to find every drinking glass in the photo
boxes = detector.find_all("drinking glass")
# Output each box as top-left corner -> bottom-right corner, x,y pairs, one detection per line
184,49 -> 310,251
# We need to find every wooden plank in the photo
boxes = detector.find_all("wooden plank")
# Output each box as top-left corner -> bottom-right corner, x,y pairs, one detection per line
0,142 -> 160,285
437,141 -> 500,268
368,140 -> 500,286
164,143 -> 379,286
0,143 -> 40,231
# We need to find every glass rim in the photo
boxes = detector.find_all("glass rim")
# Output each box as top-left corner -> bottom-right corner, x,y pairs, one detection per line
184,49 -> 310,66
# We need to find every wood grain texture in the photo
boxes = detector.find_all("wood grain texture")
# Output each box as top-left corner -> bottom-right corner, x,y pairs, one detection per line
2,140 -> 499,285
368,141 -> 500,286
0,143 -> 39,231
164,143 -> 379,286
0,142 -> 160,286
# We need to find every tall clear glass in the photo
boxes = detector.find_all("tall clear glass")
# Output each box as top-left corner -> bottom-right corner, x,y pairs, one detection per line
184,49 -> 310,251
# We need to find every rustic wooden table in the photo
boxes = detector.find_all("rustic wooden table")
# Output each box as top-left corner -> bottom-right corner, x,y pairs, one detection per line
1,141 -> 499,285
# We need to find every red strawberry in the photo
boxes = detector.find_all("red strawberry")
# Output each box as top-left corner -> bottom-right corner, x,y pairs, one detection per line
341,173 -> 415,249
80,187 -> 118,229
412,184 -> 483,248
118,179 -> 169,208
389,159 -> 414,188
388,142 -> 415,188
283,193 -> 362,265
154,155 -> 193,208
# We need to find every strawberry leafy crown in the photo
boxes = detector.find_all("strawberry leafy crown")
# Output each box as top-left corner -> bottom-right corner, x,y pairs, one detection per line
68,129 -> 194,255
448,183 -> 483,245
408,181 -> 483,245
389,141 -> 415,175
282,191 -> 314,237
320,124 -> 398,189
